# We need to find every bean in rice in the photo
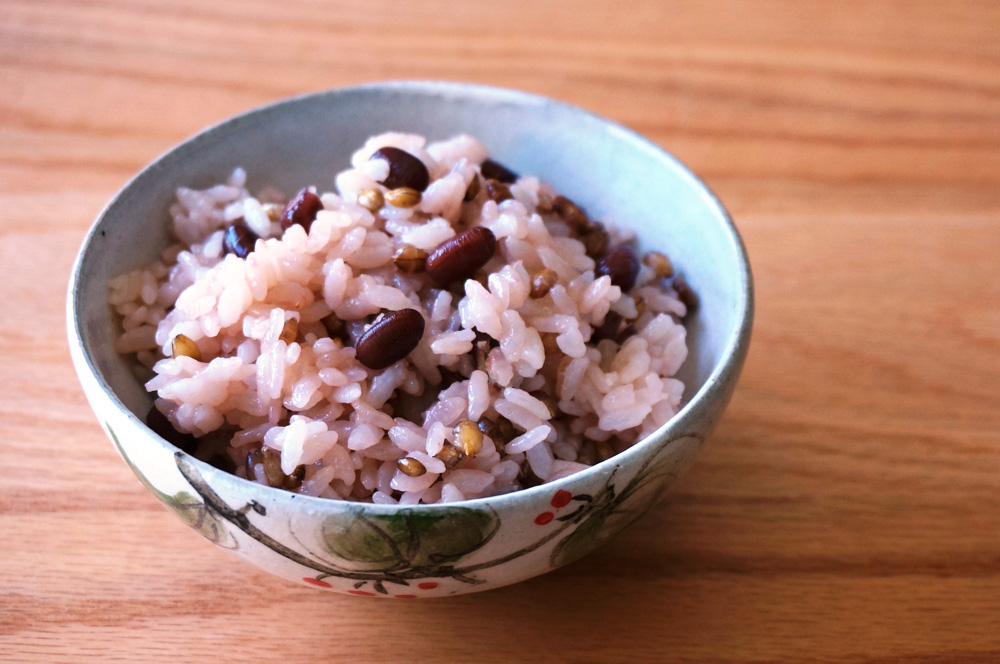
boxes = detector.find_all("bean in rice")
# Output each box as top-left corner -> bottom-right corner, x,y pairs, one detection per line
108,132 -> 694,504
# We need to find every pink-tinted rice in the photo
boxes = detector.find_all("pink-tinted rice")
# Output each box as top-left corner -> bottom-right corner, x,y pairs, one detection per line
109,133 -> 690,504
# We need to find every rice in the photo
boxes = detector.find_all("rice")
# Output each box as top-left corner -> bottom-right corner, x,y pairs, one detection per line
110,132 -> 693,503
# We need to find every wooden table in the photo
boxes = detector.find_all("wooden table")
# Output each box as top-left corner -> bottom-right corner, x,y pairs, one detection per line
2,1 -> 998,661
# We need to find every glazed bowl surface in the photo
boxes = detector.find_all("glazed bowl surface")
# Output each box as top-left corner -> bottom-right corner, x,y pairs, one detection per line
67,81 -> 753,597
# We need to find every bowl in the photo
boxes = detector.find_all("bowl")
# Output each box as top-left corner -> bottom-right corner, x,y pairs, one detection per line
67,81 -> 753,597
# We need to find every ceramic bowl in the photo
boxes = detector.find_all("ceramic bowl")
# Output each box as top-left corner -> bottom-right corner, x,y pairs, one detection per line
67,81 -> 753,597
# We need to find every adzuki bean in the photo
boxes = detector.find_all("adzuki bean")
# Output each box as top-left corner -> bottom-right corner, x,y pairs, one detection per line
480,158 -> 518,183
596,245 -> 639,292
223,220 -> 259,258
672,277 -> 699,317
281,188 -> 323,232
370,147 -> 430,192
425,226 -> 497,286
355,309 -> 425,370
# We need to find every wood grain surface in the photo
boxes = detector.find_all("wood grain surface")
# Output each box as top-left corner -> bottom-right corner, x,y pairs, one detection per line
2,1 -> 999,662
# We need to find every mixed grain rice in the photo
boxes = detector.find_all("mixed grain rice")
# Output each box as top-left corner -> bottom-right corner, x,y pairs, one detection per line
109,133 -> 691,504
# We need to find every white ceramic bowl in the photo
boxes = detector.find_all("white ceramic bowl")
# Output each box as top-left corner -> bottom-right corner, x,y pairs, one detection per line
67,81 -> 753,597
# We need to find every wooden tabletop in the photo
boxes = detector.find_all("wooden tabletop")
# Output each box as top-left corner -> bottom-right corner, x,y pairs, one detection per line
2,1 -> 999,661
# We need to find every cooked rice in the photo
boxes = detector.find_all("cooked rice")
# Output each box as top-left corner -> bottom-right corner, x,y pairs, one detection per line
109,133 -> 690,504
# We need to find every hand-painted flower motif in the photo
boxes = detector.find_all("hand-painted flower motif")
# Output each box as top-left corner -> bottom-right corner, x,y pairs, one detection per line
109,421 -> 700,597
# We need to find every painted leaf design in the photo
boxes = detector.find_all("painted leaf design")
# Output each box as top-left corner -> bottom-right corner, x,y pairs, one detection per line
550,454 -> 677,568
549,511 -> 610,568
107,423 -> 235,549
321,508 -> 499,570
163,490 -> 234,546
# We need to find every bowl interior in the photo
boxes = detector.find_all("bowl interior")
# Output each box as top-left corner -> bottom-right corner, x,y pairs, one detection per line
71,81 -> 750,458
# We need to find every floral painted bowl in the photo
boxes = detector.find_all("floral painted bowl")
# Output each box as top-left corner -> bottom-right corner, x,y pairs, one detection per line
67,81 -> 753,597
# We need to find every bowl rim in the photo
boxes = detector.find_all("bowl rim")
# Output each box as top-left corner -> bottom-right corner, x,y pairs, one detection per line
67,80 -> 754,514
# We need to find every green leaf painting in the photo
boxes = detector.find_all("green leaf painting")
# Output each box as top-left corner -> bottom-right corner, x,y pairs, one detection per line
549,436 -> 694,568
108,423 -> 235,548
108,417 -> 700,594
322,509 -> 500,570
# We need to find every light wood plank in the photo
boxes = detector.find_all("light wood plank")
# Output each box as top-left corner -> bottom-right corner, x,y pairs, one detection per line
1,0 -> 998,661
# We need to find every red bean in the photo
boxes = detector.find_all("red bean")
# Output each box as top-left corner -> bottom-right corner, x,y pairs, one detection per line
281,188 -> 323,231
370,147 -> 430,192
223,220 -> 259,258
591,311 -> 624,343
425,227 -> 497,286
355,309 -> 426,370
596,245 -> 639,292
480,159 -> 518,183
672,277 -> 699,317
